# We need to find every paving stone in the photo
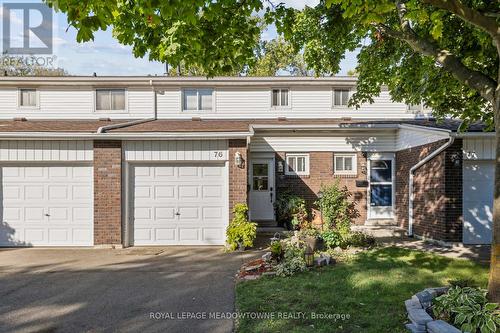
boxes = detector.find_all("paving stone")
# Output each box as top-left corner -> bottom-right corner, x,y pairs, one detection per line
415,290 -> 434,309
405,298 -> 423,311
405,323 -> 426,333
427,320 -> 461,333
408,308 -> 433,330
261,252 -> 271,261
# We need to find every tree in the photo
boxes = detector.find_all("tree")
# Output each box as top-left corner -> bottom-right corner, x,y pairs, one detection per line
1,55 -> 67,76
248,37 -> 311,76
46,0 -> 499,301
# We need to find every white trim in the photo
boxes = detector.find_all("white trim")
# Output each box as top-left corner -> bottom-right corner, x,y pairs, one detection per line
94,88 -> 128,113
333,153 -> 357,175
285,153 -> 310,176
17,88 -> 39,109
181,88 -> 215,113
270,87 -> 291,109
367,153 -> 395,220
0,132 -> 252,140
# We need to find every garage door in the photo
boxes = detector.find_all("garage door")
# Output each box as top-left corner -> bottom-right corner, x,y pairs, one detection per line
131,163 -> 228,245
463,161 -> 494,244
0,164 -> 93,246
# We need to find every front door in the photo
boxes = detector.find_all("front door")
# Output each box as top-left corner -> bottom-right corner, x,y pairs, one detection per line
368,157 -> 394,219
249,159 -> 275,221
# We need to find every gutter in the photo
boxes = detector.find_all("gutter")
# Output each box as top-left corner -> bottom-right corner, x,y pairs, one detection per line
0,132 -> 252,139
408,134 -> 454,236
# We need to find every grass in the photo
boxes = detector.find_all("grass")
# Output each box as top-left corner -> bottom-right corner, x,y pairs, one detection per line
235,247 -> 489,333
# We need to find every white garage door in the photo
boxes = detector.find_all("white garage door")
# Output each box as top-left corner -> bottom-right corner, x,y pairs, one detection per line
463,161 -> 494,244
131,163 -> 228,245
0,164 -> 93,246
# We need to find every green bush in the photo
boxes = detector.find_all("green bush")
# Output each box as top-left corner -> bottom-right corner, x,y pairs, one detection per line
315,181 -> 359,237
274,191 -> 308,229
225,204 -> 257,251
321,229 -> 344,249
345,231 -> 376,248
270,240 -> 283,261
275,243 -> 307,277
432,286 -> 500,333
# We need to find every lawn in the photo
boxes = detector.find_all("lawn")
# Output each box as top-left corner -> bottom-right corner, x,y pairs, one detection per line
235,247 -> 489,333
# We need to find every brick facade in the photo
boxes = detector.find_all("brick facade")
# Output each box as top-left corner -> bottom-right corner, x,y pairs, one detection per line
93,140 -> 122,245
275,152 -> 368,225
395,139 -> 463,242
229,139 -> 248,219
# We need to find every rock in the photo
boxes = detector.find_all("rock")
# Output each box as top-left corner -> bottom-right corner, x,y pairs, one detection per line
244,264 -> 261,272
314,257 -> 327,267
243,275 -> 260,280
405,323 -> 426,333
407,308 -> 433,331
261,252 -> 271,261
320,254 -> 331,265
415,290 -> 434,309
262,271 -> 277,276
427,320 -> 461,333
405,298 -> 422,311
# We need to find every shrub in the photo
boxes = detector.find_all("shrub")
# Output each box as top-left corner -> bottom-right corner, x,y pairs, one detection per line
315,181 -> 359,237
448,277 -> 478,288
225,204 -> 257,251
270,240 -> 283,261
275,242 -> 307,277
432,286 -> 500,333
345,231 -> 376,248
275,191 -> 308,229
321,229 -> 344,249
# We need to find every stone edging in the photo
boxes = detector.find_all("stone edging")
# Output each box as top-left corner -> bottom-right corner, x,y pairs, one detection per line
405,287 -> 461,333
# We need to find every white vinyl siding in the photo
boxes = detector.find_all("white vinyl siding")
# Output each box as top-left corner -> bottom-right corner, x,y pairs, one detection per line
463,137 -> 496,160
397,127 -> 449,150
19,89 -> 37,107
334,153 -> 357,175
182,88 -> 213,112
124,140 -> 228,162
285,153 -> 309,176
96,89 -> 126,111
0,141 -> 93,161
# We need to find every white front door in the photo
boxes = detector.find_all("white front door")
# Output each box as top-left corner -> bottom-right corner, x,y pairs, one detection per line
249,159 -> 275,221
0,164 -> 94,246
368,157 -> 395,219
131,163 -> 228,245
463,161 -> 494,244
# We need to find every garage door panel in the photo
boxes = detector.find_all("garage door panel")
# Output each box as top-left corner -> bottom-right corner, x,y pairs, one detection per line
132,163 -> 227,245
463,161 -> 494,244
0,164 -> 93,247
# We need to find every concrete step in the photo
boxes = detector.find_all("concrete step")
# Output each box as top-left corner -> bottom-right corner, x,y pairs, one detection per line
257,226 -> 286,234
352,225 -> 407,239
256,220 -> 280,227
364,219 -> 398,226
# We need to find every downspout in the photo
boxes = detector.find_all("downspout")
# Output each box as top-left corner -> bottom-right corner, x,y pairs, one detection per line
408,135 -> 454,236
96,79 -> 158,134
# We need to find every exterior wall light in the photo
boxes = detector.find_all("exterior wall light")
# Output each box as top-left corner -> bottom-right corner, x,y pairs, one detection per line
235,151 -> 244,168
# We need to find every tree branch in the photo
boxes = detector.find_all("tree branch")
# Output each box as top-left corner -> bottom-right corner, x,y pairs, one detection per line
375,2 -> 498,103
421,0 -> 500,39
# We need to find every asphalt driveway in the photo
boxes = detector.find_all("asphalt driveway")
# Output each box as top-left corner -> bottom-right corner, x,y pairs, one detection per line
0,247 -> 260,333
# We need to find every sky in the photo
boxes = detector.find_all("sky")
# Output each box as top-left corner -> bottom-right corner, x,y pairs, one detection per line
0,0 -> 359,76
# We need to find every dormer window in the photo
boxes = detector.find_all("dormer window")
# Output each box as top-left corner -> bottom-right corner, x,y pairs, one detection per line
96,89 -> 126,111
333,89 -> 349,107
272,88 -> 289,107
183,88 -> 213,112
19,88 -> 37,107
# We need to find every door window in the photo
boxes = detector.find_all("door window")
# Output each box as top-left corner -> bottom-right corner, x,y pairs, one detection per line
370,160 -> 393,207
252,163 -> 269,191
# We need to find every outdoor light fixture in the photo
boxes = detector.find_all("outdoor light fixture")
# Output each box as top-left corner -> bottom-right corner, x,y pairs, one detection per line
304,246 -> 315,267
277,161 -> 284,173
235,151 -> 244,168
317,191 -> 323,199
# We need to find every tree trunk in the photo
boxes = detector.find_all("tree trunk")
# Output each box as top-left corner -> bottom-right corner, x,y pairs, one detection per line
489,101 -> 500,302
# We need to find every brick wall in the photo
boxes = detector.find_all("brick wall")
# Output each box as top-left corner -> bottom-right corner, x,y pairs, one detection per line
229,139 -> 248,219
94,140 -> 122,245
275,152 -> 368,225
395,139 -> 463,242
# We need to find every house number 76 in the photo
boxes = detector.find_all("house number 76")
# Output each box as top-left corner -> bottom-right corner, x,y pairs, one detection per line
213,151 -> 223,158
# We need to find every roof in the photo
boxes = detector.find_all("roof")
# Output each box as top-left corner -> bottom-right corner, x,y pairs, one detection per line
0,120 -> 125,132
0,118 -> 490,136
0,76 -> 358,87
